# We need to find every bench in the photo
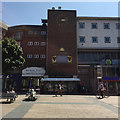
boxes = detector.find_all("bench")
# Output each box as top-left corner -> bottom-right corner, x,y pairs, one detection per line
0,93 -> 17,103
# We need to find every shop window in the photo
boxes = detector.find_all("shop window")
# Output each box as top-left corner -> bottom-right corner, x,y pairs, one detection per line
91,23 -> 97,29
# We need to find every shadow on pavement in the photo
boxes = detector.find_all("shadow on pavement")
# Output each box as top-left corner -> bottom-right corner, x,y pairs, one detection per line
22,98 -> 37,102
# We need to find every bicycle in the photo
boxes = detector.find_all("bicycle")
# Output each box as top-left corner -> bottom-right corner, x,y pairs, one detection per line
96,89 -> 109,99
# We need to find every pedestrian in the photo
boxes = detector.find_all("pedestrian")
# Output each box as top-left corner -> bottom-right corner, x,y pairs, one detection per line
98,83 -> 105,98
58,83 -> 63,96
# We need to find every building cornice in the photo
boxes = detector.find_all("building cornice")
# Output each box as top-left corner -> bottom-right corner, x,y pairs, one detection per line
77,17 -> 120,20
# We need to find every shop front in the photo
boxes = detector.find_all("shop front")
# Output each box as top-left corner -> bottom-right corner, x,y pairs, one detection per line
22,67 -> 45,93
103,77 -> 120,95
40,78 -> 80,94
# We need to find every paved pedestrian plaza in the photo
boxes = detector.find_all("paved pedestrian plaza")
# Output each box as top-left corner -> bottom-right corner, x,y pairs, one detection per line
0,94 -> 119,119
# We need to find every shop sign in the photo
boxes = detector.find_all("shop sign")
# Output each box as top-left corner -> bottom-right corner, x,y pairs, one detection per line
105,59 -> 112,65
22,67 -> 45,77
103,77 -> 120,81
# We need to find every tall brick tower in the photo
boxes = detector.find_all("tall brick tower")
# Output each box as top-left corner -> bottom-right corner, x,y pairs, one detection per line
46,8 -> 77,77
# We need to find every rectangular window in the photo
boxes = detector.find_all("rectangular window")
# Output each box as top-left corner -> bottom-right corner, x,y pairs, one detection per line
28,31 -> 33,35
40,54 -> 46,59
104,37 -> 111,43
27,54 -> 32,58
34,42 -> 39,46
79,36 -> 85,43
40,42 -> 46,46
79,22 -> 85,29
17,42 -> 21,46
34,54 -> 39,58
91,23 -> 97,29
92,37 -> 98,43
117,37 -> 120,43
41,31 -> 46,35
12,32 -> 23,40
34,31 -> 40,35
104,23 -> 110,29
116,23 -> 120,29
28,42 -> 33,46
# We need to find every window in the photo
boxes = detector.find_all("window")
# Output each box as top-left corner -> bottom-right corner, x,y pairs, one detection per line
40,42 -> 46,46
117,37 -> 120,43
116,23 -> 120,29
12,32 -> 23,40
41,31 -> 46,35
91,23 -> 97,29
27,54 -> 32,58
34,42 -> 39,46
34,54 -> 39,58
104,37 -> 111,43
104,23 -> 110,29
79,36 -> 85,43
28,31 -> 33,35
17,42 -> 21,46
28,42 -> 33,46
79,22 -> 85,29
40,54 -> 46,59
34,31 -> 40,35
92,37 -> 98,43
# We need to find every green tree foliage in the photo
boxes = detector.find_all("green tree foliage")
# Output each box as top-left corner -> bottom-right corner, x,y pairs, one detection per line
2,37 -> 25,74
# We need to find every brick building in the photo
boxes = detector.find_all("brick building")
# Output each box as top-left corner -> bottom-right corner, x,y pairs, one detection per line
4,8 -> 120,95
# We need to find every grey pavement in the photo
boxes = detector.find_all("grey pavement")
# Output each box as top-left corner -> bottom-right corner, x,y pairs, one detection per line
0,95 -> 119,119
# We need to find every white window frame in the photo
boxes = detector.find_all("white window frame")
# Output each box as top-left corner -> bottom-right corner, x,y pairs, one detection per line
41,31 -> 46,35
40,42 -> 46,46
27,54 -> 32,58
40,54 -> 46,59
34,54 -> 39,58
28,42 -> 33,46
34,42 -> 39,46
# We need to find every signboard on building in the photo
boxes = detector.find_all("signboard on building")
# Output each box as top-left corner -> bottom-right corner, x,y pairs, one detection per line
22,67 -> 45,77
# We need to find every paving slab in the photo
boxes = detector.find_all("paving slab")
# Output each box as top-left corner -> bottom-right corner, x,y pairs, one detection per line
1,95 -> 119,119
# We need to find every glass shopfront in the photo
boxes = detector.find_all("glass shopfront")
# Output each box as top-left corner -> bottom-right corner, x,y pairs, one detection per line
41,81 -> 80,94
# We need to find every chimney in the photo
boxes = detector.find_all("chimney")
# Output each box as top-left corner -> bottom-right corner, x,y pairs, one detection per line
58,6 -> 61,10
52,7 -> 55,10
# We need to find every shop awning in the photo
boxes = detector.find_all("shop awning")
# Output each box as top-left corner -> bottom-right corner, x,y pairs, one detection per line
41,78 -> 80,82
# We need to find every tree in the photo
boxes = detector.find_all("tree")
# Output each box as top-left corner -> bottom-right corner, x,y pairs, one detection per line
2,37 -> 25,74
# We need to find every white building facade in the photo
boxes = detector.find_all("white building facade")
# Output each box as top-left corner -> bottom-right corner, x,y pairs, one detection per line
77,17 -> 120,95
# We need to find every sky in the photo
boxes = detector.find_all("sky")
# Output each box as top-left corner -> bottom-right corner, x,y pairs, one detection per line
2,2 -> 119,26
